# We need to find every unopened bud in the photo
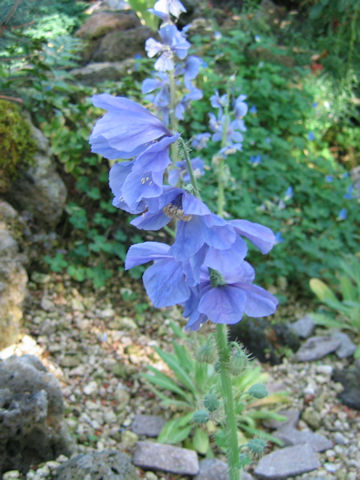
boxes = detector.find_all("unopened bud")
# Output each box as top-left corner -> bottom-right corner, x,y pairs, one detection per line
196,339 -> 216,364
247,383 -> 268,399
203,392 -> 219,412
229,344 -> 249,376
193,410 -> 210,424
247,437 -> 266,455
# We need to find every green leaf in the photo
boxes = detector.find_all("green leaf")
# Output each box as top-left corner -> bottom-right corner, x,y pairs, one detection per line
158,413 -> 194,444
309,278 -> 338,304
193,428 -> 209,454
154,347 -> 197,395
142,368 -> 192,402
309,312 -> 344,329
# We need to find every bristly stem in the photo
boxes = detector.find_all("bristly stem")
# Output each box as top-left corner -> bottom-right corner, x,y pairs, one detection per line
215,324 -> 241,480
179,137 -> 201,199
215,83 -> 241,479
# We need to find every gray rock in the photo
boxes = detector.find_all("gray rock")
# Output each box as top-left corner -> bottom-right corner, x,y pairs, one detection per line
0,355 -> 72,475
332,363 -> 360,410
289,315 -> 315,338
262,408 -> 300,430
133,441 -> 199,475
9,121 -> 67,227
274,426 -> 333,452
91,26 -> 154,62
76,10 -> 140,40
254,444 -> 321,479
0,203 -> 28,349
70,59 -> 136,85
331,332 -> 357,358
54,450 -> 139,480
131,414 -> 166,437
295,336 -> 341,362
194,458 -> 255,480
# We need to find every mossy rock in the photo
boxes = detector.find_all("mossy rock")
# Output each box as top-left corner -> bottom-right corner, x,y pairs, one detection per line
0,100 -> 37,193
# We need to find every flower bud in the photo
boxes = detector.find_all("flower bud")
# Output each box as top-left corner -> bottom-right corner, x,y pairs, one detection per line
203,392 -> 219,412
196,339 -> 216,364
247,383 -> 268,399
247,437 -> 266,456
193,410 -> 210,424
229,344 -> 249,376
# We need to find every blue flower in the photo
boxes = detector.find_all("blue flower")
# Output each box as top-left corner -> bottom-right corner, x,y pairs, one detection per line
110,135 -> 179,210
344,185 -> 353,199
250,155 -> 262,166
168,156 -> 204,186
184,261 -> 278,331
284,186 -> 293,201
312,102 -> 318,108
308,131 -> 315,141
192,132 -> 211,150
149,0 -> 186,20
249,105 -> 257,114
125,242 -> 191,307
90,94 -> 172,159
275,232 -> 283,244
131,188 -> 237,257
338,208 -> 347,220
210,91 -> 228,111
234,94 -> 248,118
145,24 -> 190,71
325,175 -> 333,183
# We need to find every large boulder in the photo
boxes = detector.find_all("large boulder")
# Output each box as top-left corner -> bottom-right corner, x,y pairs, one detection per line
7,118 -> 67,227
75,10 -> 155,64
0,355 -> 73,475
0,201 -> 27,349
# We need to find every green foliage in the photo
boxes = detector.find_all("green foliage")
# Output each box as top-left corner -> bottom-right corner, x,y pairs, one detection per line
125,0 -> 159,30
142,322 -> 288,455
309,255 -> 360,357
187,24 -> 360,293
0,99 -> 37,192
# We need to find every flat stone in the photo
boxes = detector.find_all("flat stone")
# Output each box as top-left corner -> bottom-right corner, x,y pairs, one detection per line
331,332 -> 357,358
133,441 -> 199,475
54,450 -> 139,479
295,336 -> 341,362
274,426 -> 333,452
131,415 -> 166,437
194,459 -> 254,480
262,408 -> 300,430
254,444 -> 320,479
289,315 -> 315,338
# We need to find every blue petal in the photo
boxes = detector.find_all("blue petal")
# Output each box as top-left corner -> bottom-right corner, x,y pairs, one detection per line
90,94 -> 170,159
143,259 -> 190,307
199,285 -> 246,324
125,242 -> 170,269
240,284 -> 278,317
204,238 -> 248,277
230,219 -> 275,254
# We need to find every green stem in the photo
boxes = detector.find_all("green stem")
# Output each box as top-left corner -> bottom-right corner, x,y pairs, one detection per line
217,99 -> 230,217
179,137 -> 201,199
215,324 -> 240,480
169,68 -> 178,136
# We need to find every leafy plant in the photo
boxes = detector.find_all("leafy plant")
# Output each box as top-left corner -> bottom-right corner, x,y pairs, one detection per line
309,255 -> 360,357
142,322 -> 288,455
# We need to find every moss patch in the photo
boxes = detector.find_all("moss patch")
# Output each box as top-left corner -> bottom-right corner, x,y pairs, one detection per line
0,100 -> 37,193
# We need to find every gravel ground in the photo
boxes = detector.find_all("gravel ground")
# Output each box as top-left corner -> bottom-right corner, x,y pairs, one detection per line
1,272 -> 359,480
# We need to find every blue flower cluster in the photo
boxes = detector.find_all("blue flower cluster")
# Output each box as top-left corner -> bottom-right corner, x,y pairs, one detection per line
89,0 -> 278,331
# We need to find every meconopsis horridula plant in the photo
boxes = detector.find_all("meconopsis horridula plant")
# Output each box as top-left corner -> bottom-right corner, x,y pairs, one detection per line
89,1 -> 278,478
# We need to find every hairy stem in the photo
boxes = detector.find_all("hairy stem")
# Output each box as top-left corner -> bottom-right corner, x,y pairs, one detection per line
215,324 -> 241,480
